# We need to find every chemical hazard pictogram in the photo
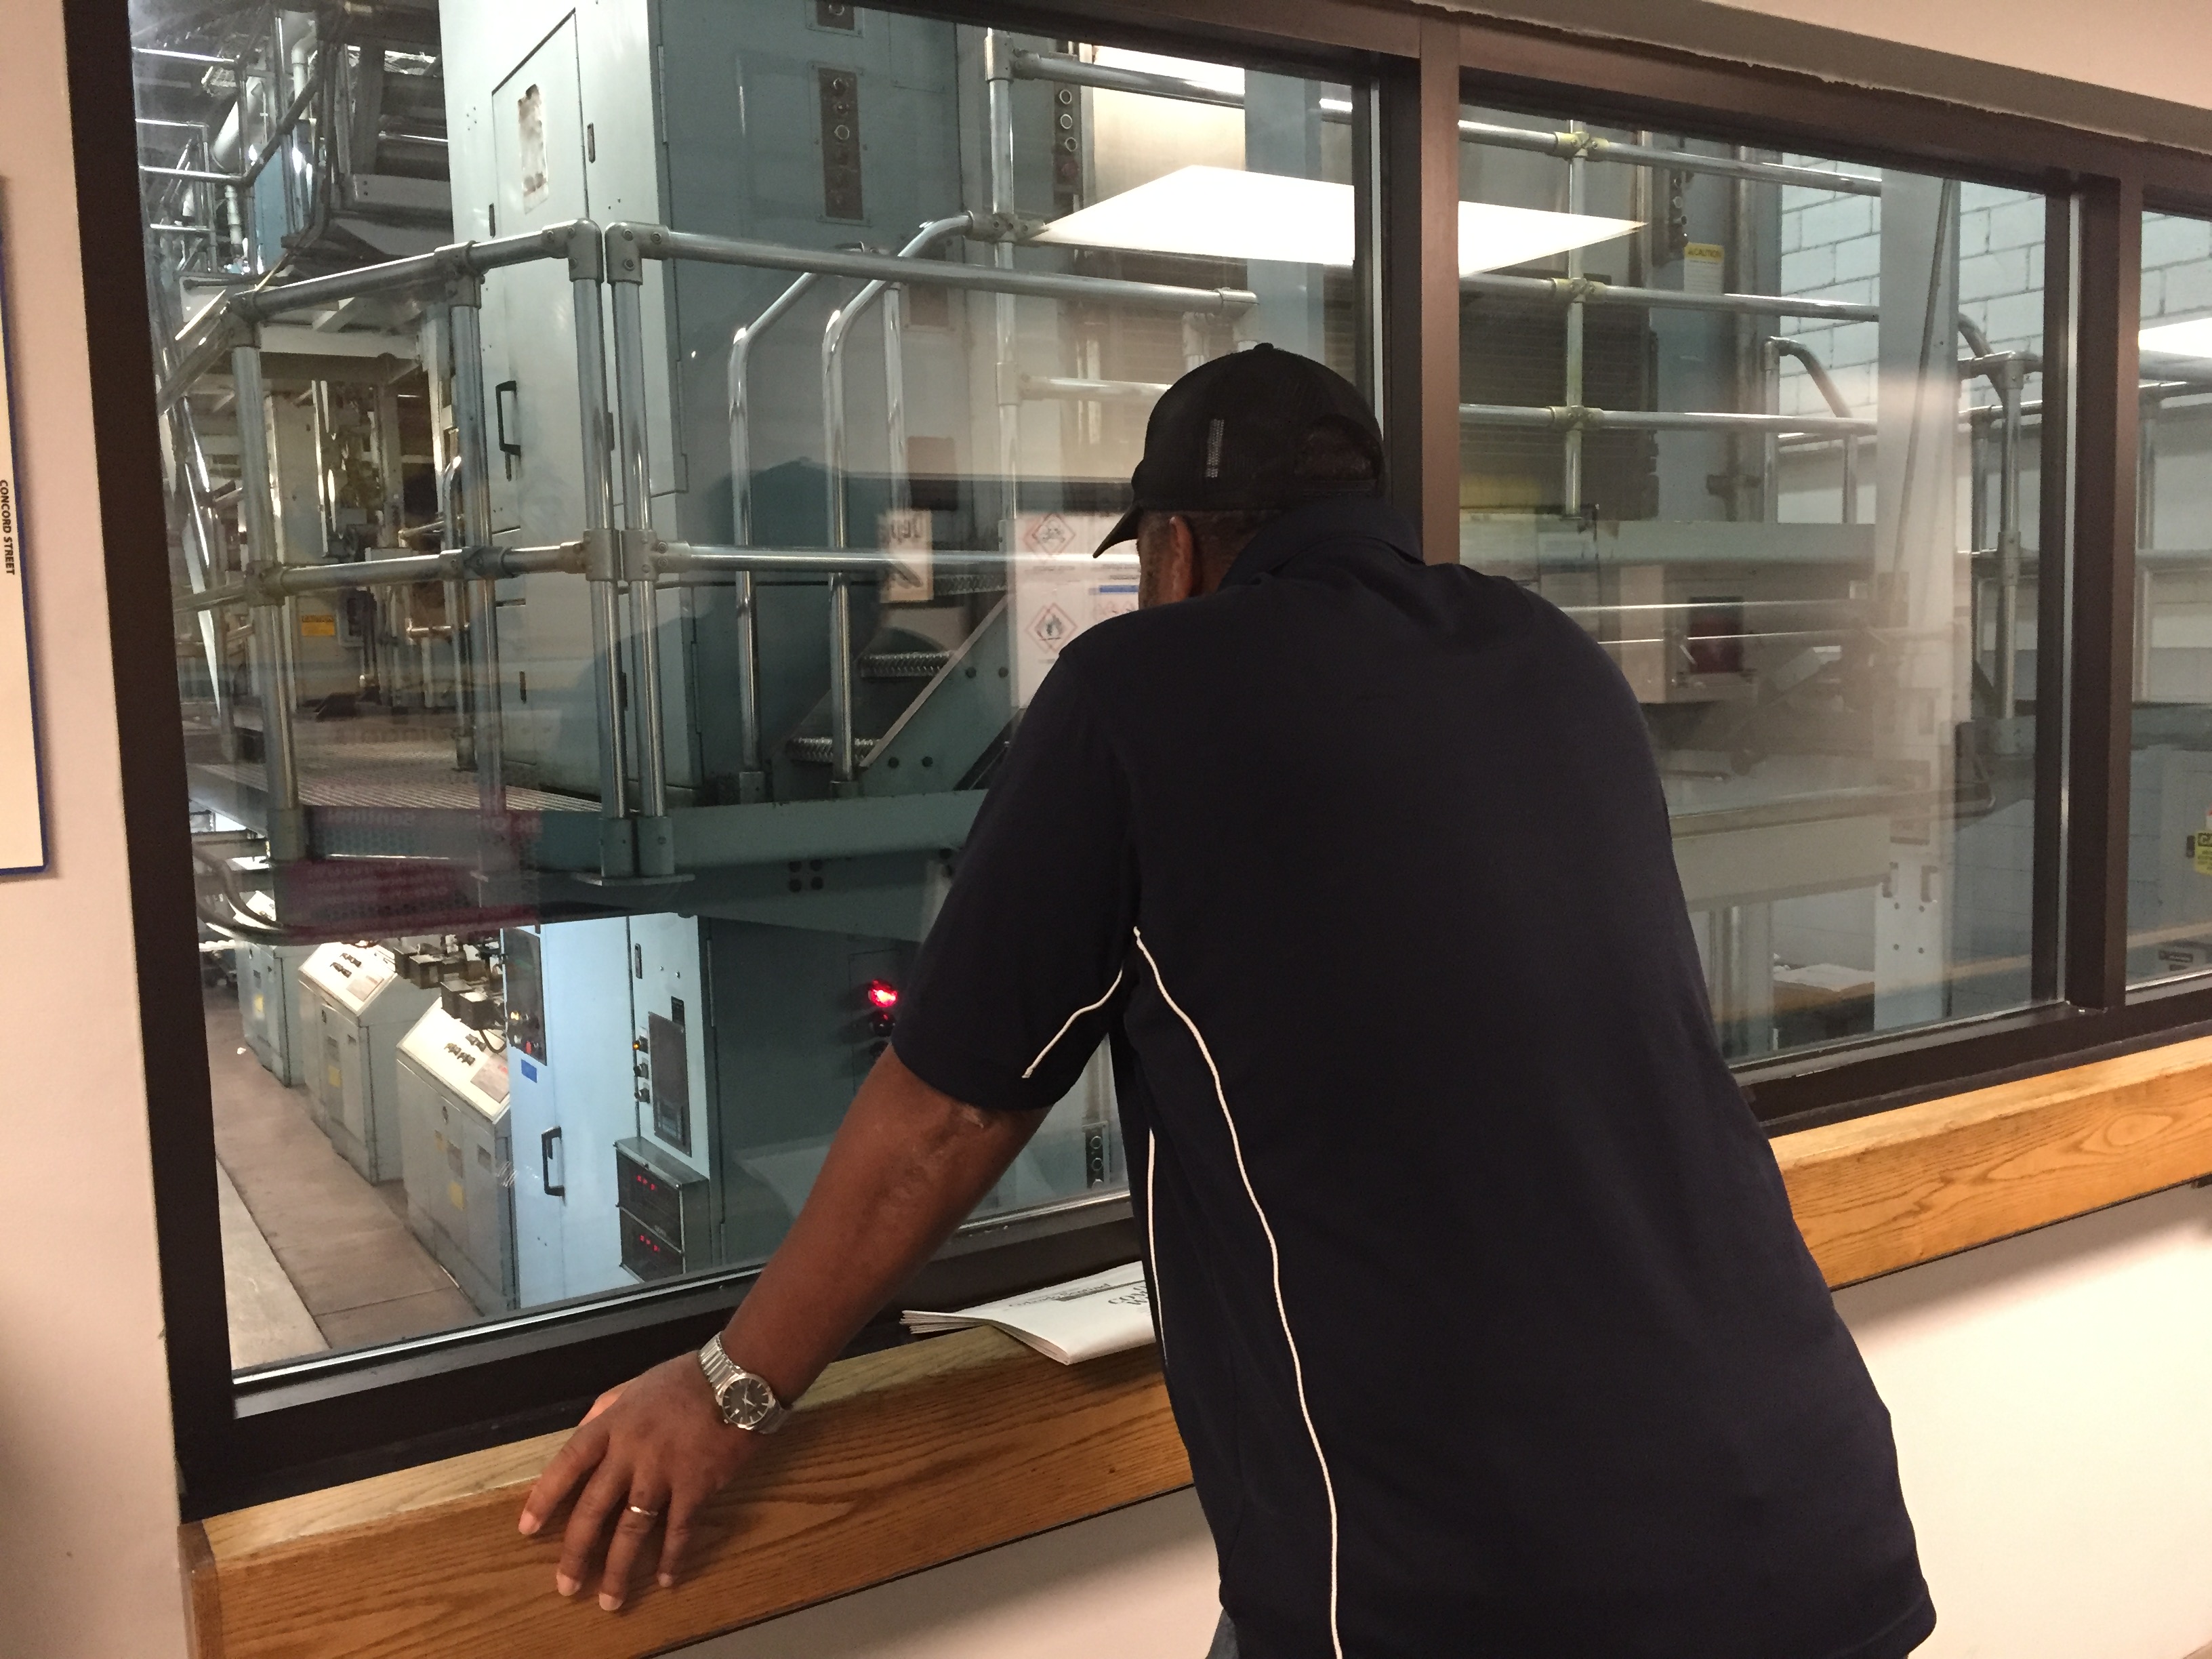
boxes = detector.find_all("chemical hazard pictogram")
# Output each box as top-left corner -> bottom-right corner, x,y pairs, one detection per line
1029,603 -> 1076,650
1025,512 -> 1077,554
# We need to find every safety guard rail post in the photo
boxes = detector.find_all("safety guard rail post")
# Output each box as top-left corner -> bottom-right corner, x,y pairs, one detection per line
604,224 -> 678,876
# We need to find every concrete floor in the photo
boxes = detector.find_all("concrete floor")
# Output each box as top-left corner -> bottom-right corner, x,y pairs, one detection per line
205,985 -> 478,1366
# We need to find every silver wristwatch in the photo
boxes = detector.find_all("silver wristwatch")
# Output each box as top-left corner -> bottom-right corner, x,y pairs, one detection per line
697,1334 -> 790,1433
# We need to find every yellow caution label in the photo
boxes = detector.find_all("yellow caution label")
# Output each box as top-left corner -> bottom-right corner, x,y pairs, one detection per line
327,1063 -> 343,1090
448,1181 -> 467,1212
2194,832 -> 2212,876
300,613 -> 337,638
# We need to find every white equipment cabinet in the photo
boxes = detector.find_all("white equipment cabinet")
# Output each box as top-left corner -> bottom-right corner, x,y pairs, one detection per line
237,941 -> 314,1089
396,1004 -> 518,1316
298,943 -> 437,1183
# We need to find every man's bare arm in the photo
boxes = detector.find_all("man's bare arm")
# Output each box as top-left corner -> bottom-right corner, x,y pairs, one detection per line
518,1047 -> 1049,1610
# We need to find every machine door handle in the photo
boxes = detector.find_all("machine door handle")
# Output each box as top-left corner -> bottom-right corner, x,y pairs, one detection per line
495,380 -> 522,462
541,1125 -> 565,1198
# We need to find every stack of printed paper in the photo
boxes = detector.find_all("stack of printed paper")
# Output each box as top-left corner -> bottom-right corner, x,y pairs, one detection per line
901,1261 -> 1155,1365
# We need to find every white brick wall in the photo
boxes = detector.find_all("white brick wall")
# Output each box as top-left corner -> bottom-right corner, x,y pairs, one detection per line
1776,183 -> 2212,420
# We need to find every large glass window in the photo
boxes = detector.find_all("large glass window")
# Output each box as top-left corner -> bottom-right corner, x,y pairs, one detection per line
1454,106 -> 2051,1061
2129,210 -> 2212,986
142,5 -> 1368,1370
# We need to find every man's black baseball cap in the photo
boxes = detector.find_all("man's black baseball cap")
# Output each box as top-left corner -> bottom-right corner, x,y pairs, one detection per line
1093,343 -> 1385,554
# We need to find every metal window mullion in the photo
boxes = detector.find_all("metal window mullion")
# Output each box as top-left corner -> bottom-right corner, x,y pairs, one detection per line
1380,23 -> 1462,563
2061,176 -> 2144,1011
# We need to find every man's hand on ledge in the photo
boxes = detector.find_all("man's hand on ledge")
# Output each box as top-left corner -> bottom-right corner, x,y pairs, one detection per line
518,1353 -> 760,1610
513,1048 -> 1050,1614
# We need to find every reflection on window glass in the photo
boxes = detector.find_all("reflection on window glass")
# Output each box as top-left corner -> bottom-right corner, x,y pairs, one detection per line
1456,110 -> 2050,1060
2129,211 -> 2212,985
142,5 -> 1367,1369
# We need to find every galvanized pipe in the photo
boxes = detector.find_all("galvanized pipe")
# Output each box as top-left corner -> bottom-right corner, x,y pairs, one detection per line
571,268 -> 634,825
609,279 -> 672,846
1996,354 -> 2026,714
1009,49 -> 1244,108
823,215 -> 975,550
1763,337 -> 1861,525
1458,119 -> 1885,197
448,300 -> 506,810
1460,403 -> 1875,436
728,271 -> 823,545
630,224 -> 1256,314
985,32 -> 1023,558
1022,374 -> 1168,402
1462,269 -> 1879,324
1562,123 -> 1588,514
228,342 -> 303,859
440,455 -> 475,771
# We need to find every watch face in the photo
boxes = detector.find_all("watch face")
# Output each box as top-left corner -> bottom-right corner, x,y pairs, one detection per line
731,1372 -> 775,1425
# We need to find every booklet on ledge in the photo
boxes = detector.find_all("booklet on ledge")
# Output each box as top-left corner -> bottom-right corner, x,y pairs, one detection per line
901,1261 -> 1155,1365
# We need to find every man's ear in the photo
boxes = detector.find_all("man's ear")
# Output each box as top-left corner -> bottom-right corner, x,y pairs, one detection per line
1138,514 -> 1201,609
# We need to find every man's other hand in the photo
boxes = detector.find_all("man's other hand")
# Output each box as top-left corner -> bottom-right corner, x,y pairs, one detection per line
518,1353 -> 762,1610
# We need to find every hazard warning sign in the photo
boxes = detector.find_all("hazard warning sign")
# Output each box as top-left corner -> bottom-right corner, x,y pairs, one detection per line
1010,512 -> 1135,706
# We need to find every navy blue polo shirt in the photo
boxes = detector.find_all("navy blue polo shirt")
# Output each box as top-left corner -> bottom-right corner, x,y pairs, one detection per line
894,495 -> 1933,1659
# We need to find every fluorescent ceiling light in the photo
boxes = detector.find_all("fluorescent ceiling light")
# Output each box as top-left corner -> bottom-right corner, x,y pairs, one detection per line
2140,316 -> 2212,358
1032,165 -> 1639,274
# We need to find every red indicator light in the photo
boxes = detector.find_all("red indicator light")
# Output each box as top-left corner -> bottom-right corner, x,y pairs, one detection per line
865,980 -> 900,1012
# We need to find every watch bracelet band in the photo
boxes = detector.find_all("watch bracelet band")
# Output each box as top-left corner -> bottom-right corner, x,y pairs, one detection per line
697,1334 -> 790,1433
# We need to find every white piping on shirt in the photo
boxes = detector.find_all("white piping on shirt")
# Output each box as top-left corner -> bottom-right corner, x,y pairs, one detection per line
1020,967 -> 1125,1079
1146,1128 -> 1166,1371
1132,928 -> 1343,1659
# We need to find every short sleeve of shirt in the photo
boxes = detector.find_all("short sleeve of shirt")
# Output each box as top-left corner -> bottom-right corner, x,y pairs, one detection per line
892,651 -> 1135,1112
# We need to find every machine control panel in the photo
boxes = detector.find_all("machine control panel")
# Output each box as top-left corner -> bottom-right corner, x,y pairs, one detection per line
615,1136 -> 712,1282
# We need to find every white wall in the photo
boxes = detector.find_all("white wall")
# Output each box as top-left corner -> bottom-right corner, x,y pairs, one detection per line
0,7 -> 194,1659
1840,1183 -> 2212,1659
8,2 -> 2212,1658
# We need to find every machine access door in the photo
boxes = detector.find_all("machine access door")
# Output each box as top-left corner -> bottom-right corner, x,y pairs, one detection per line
483,18 -> 609,794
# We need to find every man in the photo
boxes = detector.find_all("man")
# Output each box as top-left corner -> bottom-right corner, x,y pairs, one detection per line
523,345 -> 1934,1659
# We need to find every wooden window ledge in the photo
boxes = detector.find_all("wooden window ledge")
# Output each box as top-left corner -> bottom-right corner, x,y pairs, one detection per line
184,1036 -> 2212,1659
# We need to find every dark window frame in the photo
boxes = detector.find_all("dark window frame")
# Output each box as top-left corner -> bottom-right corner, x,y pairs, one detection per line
60,0 -> 2211,1516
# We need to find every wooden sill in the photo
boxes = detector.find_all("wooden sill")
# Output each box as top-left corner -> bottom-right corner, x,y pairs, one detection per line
184,1036 -> 2212,1659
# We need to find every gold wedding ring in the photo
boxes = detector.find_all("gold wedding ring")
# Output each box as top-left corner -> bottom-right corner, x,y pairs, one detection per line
625,1503 -> 663,1520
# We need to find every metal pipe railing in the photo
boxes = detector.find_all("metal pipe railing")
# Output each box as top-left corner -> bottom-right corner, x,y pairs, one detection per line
161,222 -> 597,409
448,296 -> 506,815
823,215 -> 975,550
1009,49 -> 1243,108
1021,374 -> 1169,402
609,275 -> 674,869
228,341 -> 303,861
619,223 -> 1257,316
1460,403 -> 1875,436
1461,269 -> 1879,323
1008,50 -> 1884,204
1455,120 -> 1884,197
570,250 -> 636,836
1763,337 -> 1860,525
1562,122 -> 1589,513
